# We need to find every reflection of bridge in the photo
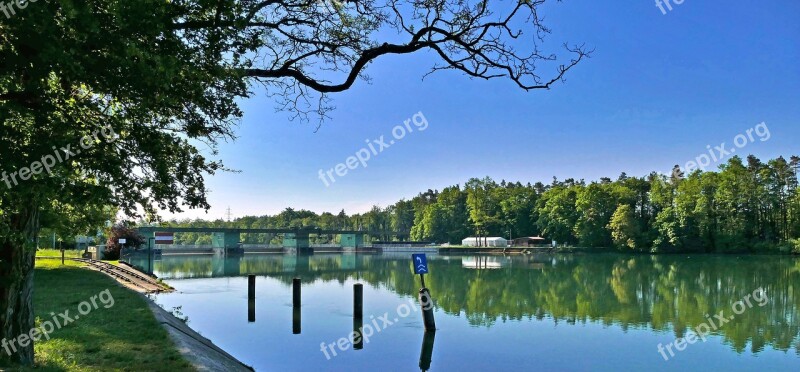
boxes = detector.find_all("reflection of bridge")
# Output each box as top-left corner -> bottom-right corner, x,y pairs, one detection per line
134,253 -> 548,280
136,226 -> 401,254
128,252 -> 383,279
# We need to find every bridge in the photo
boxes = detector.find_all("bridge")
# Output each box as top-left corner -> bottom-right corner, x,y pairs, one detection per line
135,226 -> 397,254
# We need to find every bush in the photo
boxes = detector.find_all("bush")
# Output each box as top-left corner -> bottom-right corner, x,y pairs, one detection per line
104,224 -> 146,260
103,245 -> 121,261
790,239 -> 800,254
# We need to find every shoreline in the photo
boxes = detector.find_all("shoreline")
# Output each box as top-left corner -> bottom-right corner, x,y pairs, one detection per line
144,295 -> 254,371
34,256 -> 254,371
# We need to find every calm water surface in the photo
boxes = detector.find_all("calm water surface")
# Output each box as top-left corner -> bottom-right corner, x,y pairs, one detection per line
134,253 -> 800,371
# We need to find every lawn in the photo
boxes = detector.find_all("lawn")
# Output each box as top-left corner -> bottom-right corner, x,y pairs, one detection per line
35,249 -> 83,259
14,258 -> 194,371
35,248 -> 120,265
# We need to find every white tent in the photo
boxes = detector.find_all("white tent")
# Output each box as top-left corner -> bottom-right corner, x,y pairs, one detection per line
461,237 -> 508,247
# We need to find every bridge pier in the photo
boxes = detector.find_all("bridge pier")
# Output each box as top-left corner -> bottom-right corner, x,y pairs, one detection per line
213,231 -> 243,255
340,233 -> 363,251
283,232 -> 313,255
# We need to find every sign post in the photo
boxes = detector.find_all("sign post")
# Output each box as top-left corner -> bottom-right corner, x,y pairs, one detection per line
118,238 -> 127,261
412,254 -> 436,331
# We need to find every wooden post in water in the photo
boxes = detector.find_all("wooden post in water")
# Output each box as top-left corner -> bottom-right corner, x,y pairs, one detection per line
354,283 -> 363,319
292,277 -> 301,333
248,275 -> 256,300
292,278 -> 301,308
247,274 -> 256,322
353,283 -> 364,350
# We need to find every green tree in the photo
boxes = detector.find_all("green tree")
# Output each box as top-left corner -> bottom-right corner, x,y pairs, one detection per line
466,177 -> 500,245
536,185 -> 580,245
1,0 -> 588,364
608,204 -> 643,250
574,183 -> 617,247
390,200 -> 415,241
714,157 -> 752,251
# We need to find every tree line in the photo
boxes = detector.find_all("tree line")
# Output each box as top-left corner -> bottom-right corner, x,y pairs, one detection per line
163,155 -> 800,253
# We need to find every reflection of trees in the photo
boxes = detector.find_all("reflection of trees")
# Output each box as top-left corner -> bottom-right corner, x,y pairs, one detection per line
149,253 -> 800,354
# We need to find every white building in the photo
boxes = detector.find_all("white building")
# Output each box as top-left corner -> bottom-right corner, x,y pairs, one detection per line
461,237 -> 508,247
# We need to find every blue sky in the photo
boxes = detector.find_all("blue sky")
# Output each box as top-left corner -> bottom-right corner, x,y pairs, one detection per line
168,0 -> 800,220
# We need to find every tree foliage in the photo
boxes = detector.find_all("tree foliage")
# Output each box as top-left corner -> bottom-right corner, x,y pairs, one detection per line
104,224 -> 146,260
162,155 -> 799,254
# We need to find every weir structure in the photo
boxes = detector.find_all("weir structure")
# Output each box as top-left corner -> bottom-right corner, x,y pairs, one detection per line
135,226 -> 373,255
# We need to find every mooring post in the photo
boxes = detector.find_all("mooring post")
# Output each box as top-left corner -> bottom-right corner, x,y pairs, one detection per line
293,277 -> 301,308
247,274 -> 256,322
292,277 -> 301,334
354,283 -> 363,319
248,274 -> 256,300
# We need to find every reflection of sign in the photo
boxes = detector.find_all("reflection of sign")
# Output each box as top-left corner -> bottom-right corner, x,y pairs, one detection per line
412,254 -> 429,274
118,238 -> 127,244
155,232 -> 174,245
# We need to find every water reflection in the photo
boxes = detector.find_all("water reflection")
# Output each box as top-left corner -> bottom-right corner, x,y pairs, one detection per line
248,298 -> 255,323
461,256 -> 510,269
419,331 -> 436,372
293,306 -> 301,335
132,253 -> 800,355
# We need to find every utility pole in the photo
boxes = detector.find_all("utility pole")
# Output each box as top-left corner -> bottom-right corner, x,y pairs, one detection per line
225,206 -> 232,222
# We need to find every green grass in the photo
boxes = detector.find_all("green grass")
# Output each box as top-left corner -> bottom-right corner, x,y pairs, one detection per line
17,259 -> 194,371
35,248 -> 120,265
35,249 -> 83,259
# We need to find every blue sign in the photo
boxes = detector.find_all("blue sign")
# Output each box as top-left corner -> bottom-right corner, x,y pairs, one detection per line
412,254 -> 429,274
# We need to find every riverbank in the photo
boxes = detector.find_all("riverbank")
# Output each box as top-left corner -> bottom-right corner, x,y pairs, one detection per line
27,255 -> 254,371
27,258 -> 192,370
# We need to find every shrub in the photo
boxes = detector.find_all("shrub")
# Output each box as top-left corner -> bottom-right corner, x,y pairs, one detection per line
104,224 -> 146,260
790,239 -> 800,254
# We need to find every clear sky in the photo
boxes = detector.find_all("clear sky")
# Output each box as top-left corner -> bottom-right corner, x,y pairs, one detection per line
167,0 -> 800,220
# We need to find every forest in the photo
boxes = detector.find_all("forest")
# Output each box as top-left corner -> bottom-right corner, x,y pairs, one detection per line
161,155 -> 800,253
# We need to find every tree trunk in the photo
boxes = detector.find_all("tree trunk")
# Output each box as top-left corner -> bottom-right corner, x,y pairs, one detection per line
0,208 -> 39,366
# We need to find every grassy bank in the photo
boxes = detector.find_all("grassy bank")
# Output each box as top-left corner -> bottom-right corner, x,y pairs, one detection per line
20,258 -> 192,371
35,248 -> 82,258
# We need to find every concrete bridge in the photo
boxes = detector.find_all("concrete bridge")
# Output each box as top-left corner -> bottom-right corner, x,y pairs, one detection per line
136,226 -> 398,254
